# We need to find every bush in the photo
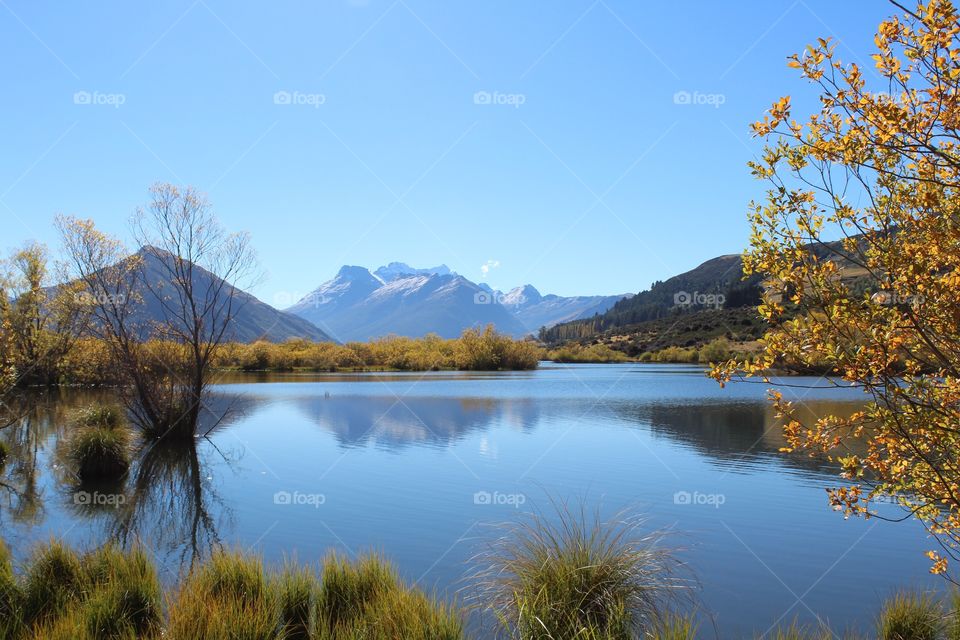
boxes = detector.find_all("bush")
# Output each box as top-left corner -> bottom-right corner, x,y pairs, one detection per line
549,343 -> 630,363
66,427 -> 131,481
876,591 -> 944,640
698,337 -> 731,364
213,327 -> 539,372
470,503 -> 685,639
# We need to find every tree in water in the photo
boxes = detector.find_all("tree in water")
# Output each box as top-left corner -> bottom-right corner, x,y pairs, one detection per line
57,184 -> 257,440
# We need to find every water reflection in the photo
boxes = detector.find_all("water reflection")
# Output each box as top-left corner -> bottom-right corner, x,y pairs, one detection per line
294,395 -> 541,448
621,399 -> 861,476
0,375 -> 865,575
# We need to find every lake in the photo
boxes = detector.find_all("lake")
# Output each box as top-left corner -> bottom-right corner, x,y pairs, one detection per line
0,363 -> 939,638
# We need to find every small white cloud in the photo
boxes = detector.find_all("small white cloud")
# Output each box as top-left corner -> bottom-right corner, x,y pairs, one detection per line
480,259 -> 500,279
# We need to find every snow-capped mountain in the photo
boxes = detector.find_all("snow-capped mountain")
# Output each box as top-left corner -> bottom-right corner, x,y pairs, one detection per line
373,262 -> 452,282
499,284 -> 631,332
286,264 -> 628,342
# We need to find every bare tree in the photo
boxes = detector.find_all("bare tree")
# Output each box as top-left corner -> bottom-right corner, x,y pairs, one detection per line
57,183 -> 258,440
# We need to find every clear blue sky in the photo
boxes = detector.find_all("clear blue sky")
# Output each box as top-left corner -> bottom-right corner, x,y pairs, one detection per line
1,0 -> 892,303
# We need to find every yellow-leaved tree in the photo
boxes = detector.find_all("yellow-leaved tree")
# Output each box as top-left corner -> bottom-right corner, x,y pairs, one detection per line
712,0 -> 960,578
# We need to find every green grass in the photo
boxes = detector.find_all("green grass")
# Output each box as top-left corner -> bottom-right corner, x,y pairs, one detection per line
66,426 -> 132,480
166,550 -> 277,640
470,502 -> 686,639
274,563 -> 318,640
318,551 -> 463,639
876,591 -> 944,640
20,540 -> 85,625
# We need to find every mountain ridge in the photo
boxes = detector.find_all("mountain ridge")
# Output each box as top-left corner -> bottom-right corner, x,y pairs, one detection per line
286,263 -> 627,342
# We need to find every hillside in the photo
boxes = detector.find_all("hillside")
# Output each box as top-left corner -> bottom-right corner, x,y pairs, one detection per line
542,236 -> 871,349
75,247 -> 332,344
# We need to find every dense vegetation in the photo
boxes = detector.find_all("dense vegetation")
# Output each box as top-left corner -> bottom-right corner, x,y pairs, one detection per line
216,327 -> 541,373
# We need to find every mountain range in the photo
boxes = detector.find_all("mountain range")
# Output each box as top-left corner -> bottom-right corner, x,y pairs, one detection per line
284,262 -> 628,343
69,248 -> 331,344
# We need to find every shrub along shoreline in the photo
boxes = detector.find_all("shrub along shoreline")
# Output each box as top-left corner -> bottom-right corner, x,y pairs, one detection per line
46,326 -> 542,386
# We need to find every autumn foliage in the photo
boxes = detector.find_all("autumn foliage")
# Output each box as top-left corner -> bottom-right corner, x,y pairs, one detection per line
713,0 -> 960,577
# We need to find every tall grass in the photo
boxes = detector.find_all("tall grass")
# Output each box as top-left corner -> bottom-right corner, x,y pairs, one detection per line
318,551 -> 463,639
164,549 -> 463,640
166,551 -> 277,640
876,591 -> 944,640
469,502 -> 688,639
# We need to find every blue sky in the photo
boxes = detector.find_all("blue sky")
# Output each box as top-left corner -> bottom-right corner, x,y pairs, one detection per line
1,0 -> 892,303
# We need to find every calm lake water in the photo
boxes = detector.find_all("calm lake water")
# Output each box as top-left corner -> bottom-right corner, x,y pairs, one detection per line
0,363 -> 940,637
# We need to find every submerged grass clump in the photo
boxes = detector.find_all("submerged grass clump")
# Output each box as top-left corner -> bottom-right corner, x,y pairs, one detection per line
72,404 -> 125,429
66,426 -> 132,481
469,501 -> 688,639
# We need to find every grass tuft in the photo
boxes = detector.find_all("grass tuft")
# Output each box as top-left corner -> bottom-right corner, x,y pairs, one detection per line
72,404 -> 125,429
469,501 -> 687,639
66,426 -> 131,480
274,562 -> 318,640
21,540 -> 85,625
876,591 -> 944,640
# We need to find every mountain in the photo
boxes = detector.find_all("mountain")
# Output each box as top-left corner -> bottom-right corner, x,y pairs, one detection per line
287,267 -> 528,341
286,264 -> 627,341
374,262 -> 451,282
541,236 -> 872,346
499,284 -> 631,332
77,247 -> 332,344
541,253 -> 762,343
